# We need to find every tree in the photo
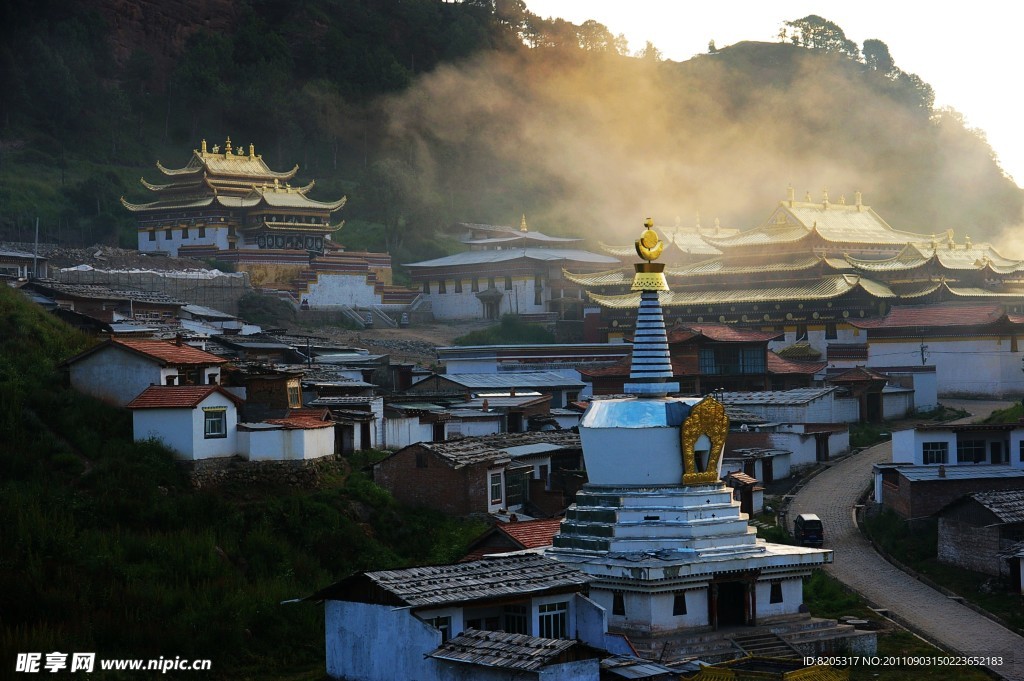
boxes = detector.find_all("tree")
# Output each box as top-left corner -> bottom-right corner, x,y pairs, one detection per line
708,40 -> 718,53
636,40 -> 662,62
783,15 -> 859,59
863,39 -> 897,78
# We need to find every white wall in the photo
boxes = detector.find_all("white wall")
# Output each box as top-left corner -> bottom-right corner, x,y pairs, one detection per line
325,601 -> 443,681
868,337 -> 1024,397
446,418 -> 502,438
424,278 -> 544,321
305,272 -> 382,308
755,578 -> 803,619
138,225 -> 230,257
883,390 -> 914,420
385,416 -> 435,449
242,426 -> 334,461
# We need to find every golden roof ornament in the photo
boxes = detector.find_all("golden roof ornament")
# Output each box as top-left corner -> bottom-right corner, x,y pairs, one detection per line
201,139 -> 208,154
225,137 -> 232,155
249,143 -> 255,158
520,214 -> 528,232
632,218 -> 669,291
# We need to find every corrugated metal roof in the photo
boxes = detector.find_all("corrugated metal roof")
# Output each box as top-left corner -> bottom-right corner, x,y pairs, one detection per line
898,465 -> 1024,482
362,554 -> 591,608
428,628 -> 578,671
721,388 -> 836,406
427,371 -> 584,390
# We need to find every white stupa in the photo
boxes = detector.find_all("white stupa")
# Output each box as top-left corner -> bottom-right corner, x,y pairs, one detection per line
548,219 -> 832,644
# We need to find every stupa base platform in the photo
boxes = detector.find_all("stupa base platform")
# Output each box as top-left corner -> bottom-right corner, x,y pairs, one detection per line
625,615 -> 877,665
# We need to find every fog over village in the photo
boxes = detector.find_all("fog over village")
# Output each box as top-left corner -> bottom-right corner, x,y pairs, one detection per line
2,2 -> 1023,680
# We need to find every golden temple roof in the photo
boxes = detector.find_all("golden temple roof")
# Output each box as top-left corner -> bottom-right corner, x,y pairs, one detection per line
703,197 -> 933,248
588,274 -> 896,308
846,242 -> 1024,273
156,138 -> 298,182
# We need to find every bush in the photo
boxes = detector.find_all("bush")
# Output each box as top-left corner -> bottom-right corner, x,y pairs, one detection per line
454,314 -> 555,345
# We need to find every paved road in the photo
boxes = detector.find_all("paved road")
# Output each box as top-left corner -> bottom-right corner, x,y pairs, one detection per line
788,399 -> 1024,681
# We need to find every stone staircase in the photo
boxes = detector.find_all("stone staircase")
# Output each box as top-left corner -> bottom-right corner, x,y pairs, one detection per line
728,632 -> 801,659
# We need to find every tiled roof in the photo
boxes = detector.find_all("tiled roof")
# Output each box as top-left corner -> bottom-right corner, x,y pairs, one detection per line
721,388 -> 837,406
678,324 -> 783,343
428,629 -> 579,671
829,367 -> 889,383
766,352 -> 827,375
561,267 -> 630,287
724,471 -> 758,486
418,431 -> 581,468
113,338 -> 227,365
262,415 -> 334,429
343,554 -> 591,608
126,384 -> 242,409
421,371 -> 584,390
847,303 -> 1008,329
499,518 -> 563,549
405,248 -> 619,269
971,490 -> 1024,523
587,274 -> 895,309
826,344 -> 869,361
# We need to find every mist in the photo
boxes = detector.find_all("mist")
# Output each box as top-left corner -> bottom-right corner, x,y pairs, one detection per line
373,42 -> 1022,252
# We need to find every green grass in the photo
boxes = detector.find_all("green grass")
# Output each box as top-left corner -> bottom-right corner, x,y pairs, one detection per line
981,403 -> 1024,424
453,314 -> 556,345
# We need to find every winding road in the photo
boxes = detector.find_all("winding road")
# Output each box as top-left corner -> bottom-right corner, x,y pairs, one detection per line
787,400 -> 1024,680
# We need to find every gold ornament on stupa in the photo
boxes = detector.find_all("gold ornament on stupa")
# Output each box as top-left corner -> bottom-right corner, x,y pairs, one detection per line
631,218 -> 669,291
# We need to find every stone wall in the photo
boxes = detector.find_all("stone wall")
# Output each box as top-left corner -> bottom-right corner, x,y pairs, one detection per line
182,455 -> 348,490
937,518 -> 1003,576
57,267 -> 252,316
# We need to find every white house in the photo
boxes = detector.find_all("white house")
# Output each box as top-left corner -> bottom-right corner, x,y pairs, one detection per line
127,385 -> 244,460
312,554 -> 632,681
720,388 -> 860,425
63,338 -> 226,407
238,412 -> 335,461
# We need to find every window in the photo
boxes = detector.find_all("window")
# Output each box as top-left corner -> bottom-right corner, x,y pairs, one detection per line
825,323 -> 838,340
770,582 -> 783,604
505,469 -> 528,507
428,616 -> 451,642
438,279 -> 447,294
502,605 -> 528,634
534,275 -> 543,305
148,230 -> 156,241
471,277 -> 479,292
490,472 -> 503,504
454,279 -> 463,293
699,347 -> 766,375
204,409 -> 227,439
1019,441 -> 1024,463
165,375 -> 178,386
287,385 -> 301,408
164,228 -> 173,240
183,227 -> 190,239
423,281 -> 430,294
673,593 -> 687,616
795,325 -> 808,341
207,373 -> 218,385
538,602 -> 567,639
922,441 -> 948,465
505,276 -> 513,290
956,440 -> 985,464
612,592 -> 625,616
198,226 -> 206,238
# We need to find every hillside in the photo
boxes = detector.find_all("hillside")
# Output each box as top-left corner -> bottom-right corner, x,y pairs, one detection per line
0,3 -> 1021,269
0,284 -> 484,678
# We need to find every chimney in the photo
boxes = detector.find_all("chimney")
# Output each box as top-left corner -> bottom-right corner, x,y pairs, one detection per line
482,398 -> 489,412
175,334 -> 183,347
938,464 -> 946,478
510,387 -> 516,397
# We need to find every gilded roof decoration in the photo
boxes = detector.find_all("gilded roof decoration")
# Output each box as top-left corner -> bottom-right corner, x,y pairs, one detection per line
846,242 -> 1024,273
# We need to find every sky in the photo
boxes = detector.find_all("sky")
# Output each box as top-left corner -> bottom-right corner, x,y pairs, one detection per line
525,1 -> 1024,187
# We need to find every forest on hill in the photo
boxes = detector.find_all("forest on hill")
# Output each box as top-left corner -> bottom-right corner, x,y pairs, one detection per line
0,1 -> 1021,264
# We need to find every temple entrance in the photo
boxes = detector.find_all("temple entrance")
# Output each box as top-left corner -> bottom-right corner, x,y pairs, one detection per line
709,575 -> 757,629
717,582 -> 747,627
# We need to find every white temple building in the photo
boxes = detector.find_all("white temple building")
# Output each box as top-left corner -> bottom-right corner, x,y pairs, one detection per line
546,220 -> 863,659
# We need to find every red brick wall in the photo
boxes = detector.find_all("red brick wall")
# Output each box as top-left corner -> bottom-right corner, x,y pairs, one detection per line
885,475 -> 1024,519
374,445 -> 473,515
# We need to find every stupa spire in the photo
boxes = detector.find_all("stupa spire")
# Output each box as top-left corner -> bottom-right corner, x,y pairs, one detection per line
625,218 -> 678,397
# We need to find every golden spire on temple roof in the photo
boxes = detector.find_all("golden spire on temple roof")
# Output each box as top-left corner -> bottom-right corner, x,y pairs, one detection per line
225,137 -> 232,155
520,214 -> 528,232
201,139 -> 207,154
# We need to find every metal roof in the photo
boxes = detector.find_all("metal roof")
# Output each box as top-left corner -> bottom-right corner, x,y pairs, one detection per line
421,371 -> 584,390
897,465 -> 1024,482
353,554 -> 591,608
428,629 -> 580,671
720,388 -> 837,406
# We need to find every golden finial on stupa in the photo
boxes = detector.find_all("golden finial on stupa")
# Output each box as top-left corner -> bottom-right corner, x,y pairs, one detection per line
520,214 -> 528,232
632,218 -> 669,292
